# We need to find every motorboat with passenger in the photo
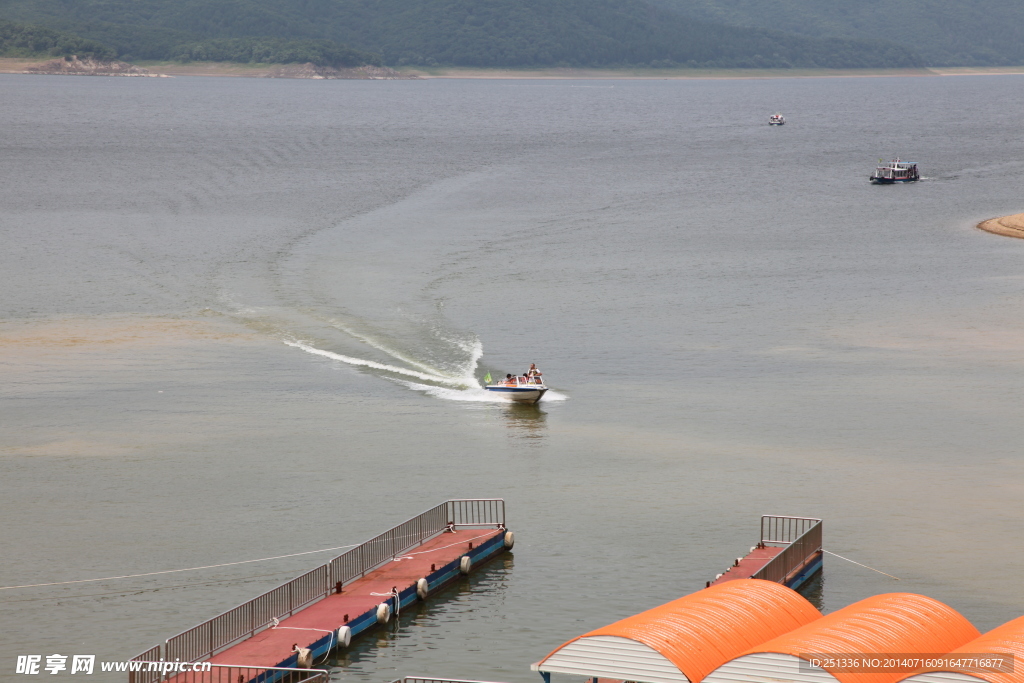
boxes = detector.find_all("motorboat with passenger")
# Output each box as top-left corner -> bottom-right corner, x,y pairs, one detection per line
769,113 -> 785,125
485,368 -> 548,404
870,158 -> 919,183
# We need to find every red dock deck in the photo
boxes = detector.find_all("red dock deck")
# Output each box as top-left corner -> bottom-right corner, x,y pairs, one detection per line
710,546 -> 784,585
131,500 -> 513,683
206,529 -> 503,669
707,516 -> 823,591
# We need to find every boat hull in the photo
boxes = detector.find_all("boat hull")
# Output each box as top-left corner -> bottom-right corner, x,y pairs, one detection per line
869,176 -> 918,184
485,386 -> 548,404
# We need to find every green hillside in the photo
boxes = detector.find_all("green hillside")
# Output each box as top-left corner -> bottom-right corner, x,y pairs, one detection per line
0,17 -> 114,58
651,0 -> 1024,66
0,0 -> 924,68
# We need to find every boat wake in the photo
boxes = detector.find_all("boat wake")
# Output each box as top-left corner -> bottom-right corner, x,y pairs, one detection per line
284,339 -> 476,388
220,294 -> 562,404
283,339 -> 567,403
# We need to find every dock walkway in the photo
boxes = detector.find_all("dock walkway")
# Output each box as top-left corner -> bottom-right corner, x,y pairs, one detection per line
130,500 -> 511,683
709,515 -> 822,590
208,528 -> 504,669
710,545 -> 785,584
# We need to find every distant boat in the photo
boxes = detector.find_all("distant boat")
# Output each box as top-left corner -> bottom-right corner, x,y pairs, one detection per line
870,158 -> 920,184
769,113 -> 785,125
485,373 -> 548,404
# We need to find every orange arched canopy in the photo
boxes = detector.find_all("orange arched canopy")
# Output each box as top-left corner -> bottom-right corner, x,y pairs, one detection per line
910,614 -> 1024,683
536,579 -> 822,682
744,593 -> 981,683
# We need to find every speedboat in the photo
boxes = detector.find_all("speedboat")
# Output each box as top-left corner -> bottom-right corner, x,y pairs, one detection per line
485,374 -> 548,404
769,113 -> 785,125
870,158 -> 919,183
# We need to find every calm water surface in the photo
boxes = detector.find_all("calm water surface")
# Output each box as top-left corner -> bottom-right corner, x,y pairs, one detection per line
2,73 -> 1024,681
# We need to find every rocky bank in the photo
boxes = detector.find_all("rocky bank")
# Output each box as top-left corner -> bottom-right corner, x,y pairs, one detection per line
25,56 -> 169,77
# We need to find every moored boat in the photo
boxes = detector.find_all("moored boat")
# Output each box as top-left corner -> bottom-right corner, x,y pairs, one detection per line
768,113 -> 785,125
485,367 -> 548,404
870,158 -> 919,183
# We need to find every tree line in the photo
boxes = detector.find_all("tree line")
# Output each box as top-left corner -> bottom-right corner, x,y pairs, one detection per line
0,18 -> 380,66
0,0 -> 927,69
171,37 -> 380,66
653,0 -> 1024,67
0,18 -> 115,59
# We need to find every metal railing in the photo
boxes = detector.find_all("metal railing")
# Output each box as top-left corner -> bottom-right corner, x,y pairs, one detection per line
449,499 -> 506,528
760,515 -> 821,546
752,516 -> 822,584
132,500 -> 505,676
131,663 -> 328,683
128,647 -> 163,683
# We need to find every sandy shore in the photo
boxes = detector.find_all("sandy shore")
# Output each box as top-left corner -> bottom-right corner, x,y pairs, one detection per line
977,213 -> 1024,239
928,66 -> 1024,76
3,57 -> 1024,79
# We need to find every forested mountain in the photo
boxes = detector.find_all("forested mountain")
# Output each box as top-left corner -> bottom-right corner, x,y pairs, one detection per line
0,17 -> 113,58
652,0 -> 1024,66
0,16 -> 380,66
0,0 -> 925,68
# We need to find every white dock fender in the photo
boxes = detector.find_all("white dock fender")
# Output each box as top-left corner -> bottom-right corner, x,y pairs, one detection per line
416,577 -> 429,599
376,602 -> 391,624
459,555 -> 472,574
503,531 -> 515,549
337,625 -> 352,647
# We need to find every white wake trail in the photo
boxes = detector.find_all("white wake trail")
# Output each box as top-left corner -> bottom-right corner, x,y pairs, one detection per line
284,340 -> 468,386
390,379 -> 505,402
437,332 -> 484,388
325,318 -> 444,377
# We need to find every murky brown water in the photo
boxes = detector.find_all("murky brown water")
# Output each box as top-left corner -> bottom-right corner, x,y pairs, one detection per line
3,73 -> 1024,682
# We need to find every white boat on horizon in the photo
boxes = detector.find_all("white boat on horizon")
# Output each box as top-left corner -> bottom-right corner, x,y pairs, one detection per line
769,113 -> 785,125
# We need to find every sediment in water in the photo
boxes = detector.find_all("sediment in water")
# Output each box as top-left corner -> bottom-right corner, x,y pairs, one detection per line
977,213 -> 1024,239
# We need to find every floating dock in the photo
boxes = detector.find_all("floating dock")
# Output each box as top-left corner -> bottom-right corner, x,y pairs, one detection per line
129,499 -> 512,683
708,515 -> 822,590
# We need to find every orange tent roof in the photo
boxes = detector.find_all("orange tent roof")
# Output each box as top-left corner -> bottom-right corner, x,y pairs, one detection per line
909,615 -> 1024,683
536,580 -> 822,682
743,593 -> 981,683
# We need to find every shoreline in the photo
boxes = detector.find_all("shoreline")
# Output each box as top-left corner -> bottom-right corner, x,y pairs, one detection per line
2,58 -> 1024,80
405,65 -> 1024,79
977,213 -> 1024,239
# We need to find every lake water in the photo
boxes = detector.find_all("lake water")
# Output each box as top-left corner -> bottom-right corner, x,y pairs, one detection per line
3,72 -> 1024,681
